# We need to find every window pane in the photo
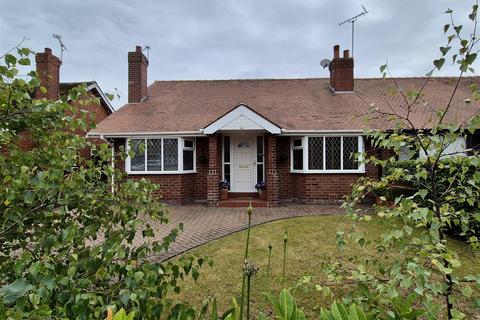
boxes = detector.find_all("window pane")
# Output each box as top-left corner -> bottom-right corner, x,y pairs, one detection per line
224,164 -> 230,183
130,139 -> 145,171
224,136 -> 230,163
257,164 -> 264,183
184,139 -> 194,148
325,137 -> 341,170
163,138 -> 178,171
343,137 -> 359,169
293,139 -> 302,147
308,137 -> 323,170
147,139 -> 162,171
257,136 -> 264,163
293,149 -> 303,170
183,149 -> 194,170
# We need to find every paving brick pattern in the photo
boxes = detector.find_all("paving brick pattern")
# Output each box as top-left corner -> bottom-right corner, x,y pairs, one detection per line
143,204 -> 347,262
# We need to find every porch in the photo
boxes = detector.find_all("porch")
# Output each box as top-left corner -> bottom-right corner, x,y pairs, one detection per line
203,105 -> 282,207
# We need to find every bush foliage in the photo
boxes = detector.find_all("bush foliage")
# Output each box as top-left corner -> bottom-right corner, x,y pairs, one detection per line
0,47 -> 203,319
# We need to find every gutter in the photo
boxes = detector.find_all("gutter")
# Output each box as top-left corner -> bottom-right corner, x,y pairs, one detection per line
87,130 -> 207,138
280,129 -> 364,136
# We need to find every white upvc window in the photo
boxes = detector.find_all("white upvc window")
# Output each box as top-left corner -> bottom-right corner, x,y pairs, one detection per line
125,137 -> 196,174
290,135 -> 365,173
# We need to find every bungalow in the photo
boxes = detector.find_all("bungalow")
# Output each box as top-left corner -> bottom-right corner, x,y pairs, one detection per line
89,46 -> 480,207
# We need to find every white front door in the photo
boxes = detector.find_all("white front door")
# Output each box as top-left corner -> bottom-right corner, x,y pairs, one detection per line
231,137 -> 255,192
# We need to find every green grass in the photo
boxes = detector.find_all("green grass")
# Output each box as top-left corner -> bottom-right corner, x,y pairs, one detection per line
170,215 -> 480,317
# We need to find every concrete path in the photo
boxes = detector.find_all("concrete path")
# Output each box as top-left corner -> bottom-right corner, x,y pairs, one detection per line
142,204 -> 348,262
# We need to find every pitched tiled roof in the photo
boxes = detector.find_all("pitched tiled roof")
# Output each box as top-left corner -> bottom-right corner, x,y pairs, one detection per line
60,81 -> 115,114
92,77 -> 480,135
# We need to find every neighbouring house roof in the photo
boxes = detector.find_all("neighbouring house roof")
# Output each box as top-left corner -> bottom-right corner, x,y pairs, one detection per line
60,81 -> 115,114
91,77 -> 480,136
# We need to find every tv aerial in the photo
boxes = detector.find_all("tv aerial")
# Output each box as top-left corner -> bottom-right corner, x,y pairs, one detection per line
142,45 -> 151,60
52,34 -> 67,62
338,5 -> 368,58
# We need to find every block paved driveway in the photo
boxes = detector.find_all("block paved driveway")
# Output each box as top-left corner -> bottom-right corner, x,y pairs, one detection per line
140,204 -> 348,262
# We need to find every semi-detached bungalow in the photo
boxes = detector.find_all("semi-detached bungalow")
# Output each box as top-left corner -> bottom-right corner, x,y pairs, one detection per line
89,45 -> 480,207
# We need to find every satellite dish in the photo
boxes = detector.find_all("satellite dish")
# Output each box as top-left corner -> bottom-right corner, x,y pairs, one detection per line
320,59 -> 331,68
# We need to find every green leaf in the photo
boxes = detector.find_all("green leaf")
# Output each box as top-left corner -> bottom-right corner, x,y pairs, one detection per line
133,271 -> 144,282
4,54 -> 16,66
417,189 -> 428,199
264,292 -> 282,317
331,301 -> 349,320
461,285 -> 473,298
434,58 -> 445,70
18,58 -> 30,66
469,5 -> 478,21
349,304 -> 367,320
0,278 -> 33,305
439,46 -> 451,56
465,53 -> 477,65
279,289 -> 295,320
443,24 -> 450,33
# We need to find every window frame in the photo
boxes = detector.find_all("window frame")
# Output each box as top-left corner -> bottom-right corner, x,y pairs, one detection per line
290,135 -> 365,174
256,135 -> 265,183
291,137 -> 304,171
125,137 -> 196,174
222,135 -> 231,184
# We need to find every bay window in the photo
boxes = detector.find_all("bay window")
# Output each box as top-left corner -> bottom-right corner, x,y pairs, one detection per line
126,137 -> 196,174
291,136 -> 364,173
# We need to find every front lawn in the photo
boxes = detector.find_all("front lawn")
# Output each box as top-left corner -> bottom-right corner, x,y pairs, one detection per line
171,215 -> 480,317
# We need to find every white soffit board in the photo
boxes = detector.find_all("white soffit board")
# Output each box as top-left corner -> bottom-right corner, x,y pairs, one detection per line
203,104 -> 281,134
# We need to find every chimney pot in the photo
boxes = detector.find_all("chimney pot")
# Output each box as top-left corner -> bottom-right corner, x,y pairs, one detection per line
343,50 -> 350,59
44,48 -> 52,54
135,46 -> 142,53
333,45 -> 340,59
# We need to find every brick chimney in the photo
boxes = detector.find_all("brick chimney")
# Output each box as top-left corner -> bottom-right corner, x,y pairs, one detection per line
329,45 -> 354,92
128,46 -> 149,103
35,48 -> 61,99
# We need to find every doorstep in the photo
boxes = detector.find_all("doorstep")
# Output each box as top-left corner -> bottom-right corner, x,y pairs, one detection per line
218,192 -> 268,208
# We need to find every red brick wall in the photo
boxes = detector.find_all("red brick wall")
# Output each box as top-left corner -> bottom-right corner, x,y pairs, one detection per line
112,135 -> 383,205
276,136 -> 380,204
194,137 -> 209,200
265,133 -> 279,206
113,137 -> 209,204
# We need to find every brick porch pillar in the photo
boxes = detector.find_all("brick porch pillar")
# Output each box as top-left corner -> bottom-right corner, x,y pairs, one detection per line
207,135 -> 219,206
265,133 -> 279,207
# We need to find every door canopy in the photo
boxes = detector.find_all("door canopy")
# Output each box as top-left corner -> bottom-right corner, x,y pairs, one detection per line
203,104 -> 281,134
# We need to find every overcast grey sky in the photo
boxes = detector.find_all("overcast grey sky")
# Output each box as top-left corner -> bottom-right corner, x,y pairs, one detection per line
0,0 -> 476,108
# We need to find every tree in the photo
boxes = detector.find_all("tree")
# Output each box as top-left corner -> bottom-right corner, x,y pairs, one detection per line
0,46 -> 203,319
333,2 -> 480,319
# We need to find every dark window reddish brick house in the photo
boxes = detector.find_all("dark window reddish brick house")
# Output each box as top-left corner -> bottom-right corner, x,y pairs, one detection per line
89,45 -> 480,207
11,48 -> 115,154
